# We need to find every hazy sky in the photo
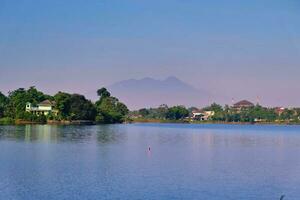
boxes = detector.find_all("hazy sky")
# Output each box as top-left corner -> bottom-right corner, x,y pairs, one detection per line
0,0 -> 299,106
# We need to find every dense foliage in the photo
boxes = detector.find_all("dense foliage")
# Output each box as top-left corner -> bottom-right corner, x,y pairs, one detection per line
0,91 -> 9,118
5,87 -> 49,119
131,103 -> 300,123
95,88 -> 129,123
221,105 -> 278,123
0,87 -> 128,124
131,105 -> 189,120
53,92 -> 96,120
1,87 -> 299,124
165,106 -> 189,120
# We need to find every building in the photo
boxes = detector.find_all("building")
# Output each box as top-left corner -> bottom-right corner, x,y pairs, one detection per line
233,100 -> 254,110
192,110 -> 215,121
274,107 -> 285,116
26,100 -> 58,116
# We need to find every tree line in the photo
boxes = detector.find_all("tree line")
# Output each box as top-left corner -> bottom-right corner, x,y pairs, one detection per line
130,103 -> 300,123
0,87 -> 129,124
1,88 -> 300,124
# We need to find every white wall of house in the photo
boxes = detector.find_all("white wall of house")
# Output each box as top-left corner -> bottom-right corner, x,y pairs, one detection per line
38,105 -> 52,111
25,102 -> 55,116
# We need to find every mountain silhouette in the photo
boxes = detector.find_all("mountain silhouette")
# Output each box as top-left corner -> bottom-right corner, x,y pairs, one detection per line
107,76 -> 212,110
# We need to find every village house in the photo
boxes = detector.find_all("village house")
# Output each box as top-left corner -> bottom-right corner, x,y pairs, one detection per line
192,109 -> 215,121
274,107 -> 285,116
26,100 -> 58,116
233,100 -> 254,111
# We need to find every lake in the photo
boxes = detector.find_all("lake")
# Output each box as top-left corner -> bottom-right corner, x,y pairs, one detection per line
0,124 -> 300,200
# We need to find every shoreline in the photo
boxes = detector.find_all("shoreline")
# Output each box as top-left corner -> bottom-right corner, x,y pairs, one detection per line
130,118 -> 300,126
0,119 -> 96,125
1,118 -> 300,126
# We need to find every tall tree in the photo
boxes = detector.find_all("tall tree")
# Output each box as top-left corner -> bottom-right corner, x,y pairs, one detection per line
0,91 -> 8,118
280,109 -> 294,121
95,88 -> 129,123
54,92 -> 72,119
69,94 -> 96,120
54,92 -> 96,120
97,88 -> 111,99
166,106 -> 189,120
139,108 -> 150,117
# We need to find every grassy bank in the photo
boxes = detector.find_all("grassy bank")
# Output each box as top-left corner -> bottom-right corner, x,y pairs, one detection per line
0,117 -> 15,125
1,117 -> 299,126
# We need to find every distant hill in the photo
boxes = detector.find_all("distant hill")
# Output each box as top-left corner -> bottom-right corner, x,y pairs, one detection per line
107,76 -> 212,110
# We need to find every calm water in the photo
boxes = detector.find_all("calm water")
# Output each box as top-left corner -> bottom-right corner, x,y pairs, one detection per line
1,124 -> 300,200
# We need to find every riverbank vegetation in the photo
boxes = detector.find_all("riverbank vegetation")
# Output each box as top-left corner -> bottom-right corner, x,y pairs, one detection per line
1,87 -> 300,125
130,103 -> 300,124
0,87 -> 128,124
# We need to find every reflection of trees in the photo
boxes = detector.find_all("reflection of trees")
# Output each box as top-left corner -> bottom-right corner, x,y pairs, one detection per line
56,126 -> 93,142
0,125 -> 95,142
0,125 -> 129,143
96,125 -> 126,144
0,126 -> 28,140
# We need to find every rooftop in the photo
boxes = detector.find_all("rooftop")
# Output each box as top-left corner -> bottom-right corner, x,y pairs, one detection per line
38,100 -> 56,106
233,100 -> 254,107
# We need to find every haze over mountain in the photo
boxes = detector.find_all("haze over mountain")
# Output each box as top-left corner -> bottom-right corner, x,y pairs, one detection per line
1,1 -> 299,108
107,76 -> 214,110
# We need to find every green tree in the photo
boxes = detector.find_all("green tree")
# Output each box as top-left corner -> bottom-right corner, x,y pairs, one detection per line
224,105 -> 232,122
54,92 -> 96,120
248,106 -> 277,122
239,108 -> 254,122
156,104 -> 169,119
95,88 -> 129,123
97,88 -> 111,99
203,103 -> 223,112
138,108 -> 150,117
204,103 -> 224,121
27,86 -> 48,105
0,91 -> 9,118
293,108 -> 300,122
6,87 -> 47,119
69,94 -> 96,120
280,109 -> 295,121
54,92 -> 72,119
166,106 -> 189,120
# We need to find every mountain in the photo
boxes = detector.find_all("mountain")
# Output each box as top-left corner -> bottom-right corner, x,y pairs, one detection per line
107,76 -> 212,110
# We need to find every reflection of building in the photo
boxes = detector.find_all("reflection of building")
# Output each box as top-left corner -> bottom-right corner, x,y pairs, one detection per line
26,100 -> 58,116
233,100 -> 254,110
25,125 -> 59,142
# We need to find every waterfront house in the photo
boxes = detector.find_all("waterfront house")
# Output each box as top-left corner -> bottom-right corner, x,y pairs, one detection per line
233,100 -> 254,111
26,100 -> 58,116
275,107 -> 285,116
192,109 -> 215,121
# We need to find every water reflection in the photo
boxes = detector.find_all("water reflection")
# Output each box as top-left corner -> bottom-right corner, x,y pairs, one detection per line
1,124 -> 300,149
0,124 -> 300,199
96,125 -> 127,144
0,125 -> 94,142
0,125 -> 129,144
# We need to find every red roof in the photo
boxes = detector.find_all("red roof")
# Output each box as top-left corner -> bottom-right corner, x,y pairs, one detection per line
233,100 -> 254,107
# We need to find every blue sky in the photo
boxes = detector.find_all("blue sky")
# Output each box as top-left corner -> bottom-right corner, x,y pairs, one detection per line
0,0 -> 299,106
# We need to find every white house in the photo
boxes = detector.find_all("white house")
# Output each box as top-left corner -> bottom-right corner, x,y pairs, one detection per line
192,110 -> 215,121
26,100 -> 58,116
